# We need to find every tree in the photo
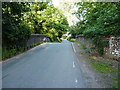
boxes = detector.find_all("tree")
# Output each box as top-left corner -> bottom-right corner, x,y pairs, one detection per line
2,2 -> 31,49
23,3 -> 69,41
74,2 -> 120,37
71,2 -> 120,55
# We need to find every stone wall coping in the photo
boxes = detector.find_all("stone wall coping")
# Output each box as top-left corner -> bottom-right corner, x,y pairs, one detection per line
76,34 -> 84,38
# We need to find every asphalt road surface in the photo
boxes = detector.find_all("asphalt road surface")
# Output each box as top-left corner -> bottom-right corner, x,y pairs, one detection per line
2,40 -> 86,88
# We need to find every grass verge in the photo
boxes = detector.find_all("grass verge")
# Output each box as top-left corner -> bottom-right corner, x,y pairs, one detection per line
69,39 -> 76,43
2,42 -> 45,60
78,43 -> 87,49
90,59 -> 120,88
76,40 -> 119,88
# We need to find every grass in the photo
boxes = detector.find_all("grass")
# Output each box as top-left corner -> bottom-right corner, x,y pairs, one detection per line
57,38 -> 62,43
77,41 -> 119,88
2,42 -> 44,60
51,38 -> 62,43
30,42 -> 43,48
2,48 -> 17,59
51,40 -> 62,43
62,36 -> 67,39
78,43 -> 87,50
69,39 -> 76,42
90,61 -> 118,73
90,60 -> 120,88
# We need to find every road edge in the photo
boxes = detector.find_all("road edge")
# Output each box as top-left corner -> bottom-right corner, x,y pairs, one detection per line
2,43 -> 47,63
71,43 -> 102,88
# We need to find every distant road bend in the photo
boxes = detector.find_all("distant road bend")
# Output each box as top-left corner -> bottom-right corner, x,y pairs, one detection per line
2,40 -> 85,88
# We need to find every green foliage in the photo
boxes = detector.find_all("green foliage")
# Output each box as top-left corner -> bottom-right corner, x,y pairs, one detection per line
57,38 -> 62,43
30,42 -> 42,48
2,48 -> 13,59
2,2 -> 31,48
2,2 -> 69,59
69,39 -> 76,42
62,36 -> 67,39
91,36 -> 109,55
23,3 -> 69,41
2,2 -> 31,59
76,2 -> 120,36
90,60 -> 120,88
79,43 -> 87,50
85,47 -> 95,54
2,47 -> 19,59
71,2 -> 120,55
91,61 -> 117,73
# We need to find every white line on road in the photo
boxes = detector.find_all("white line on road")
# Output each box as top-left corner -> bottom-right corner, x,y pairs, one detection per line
72,43 -> 76,53
73,61 -> 75,68
74,79 -> 78,88
75,79 -> 78,83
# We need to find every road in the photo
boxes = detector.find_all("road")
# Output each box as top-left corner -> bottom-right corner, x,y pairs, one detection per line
2,40 -> 85,88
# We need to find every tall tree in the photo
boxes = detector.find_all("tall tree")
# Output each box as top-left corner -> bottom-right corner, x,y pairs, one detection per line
2,2 -> 31,49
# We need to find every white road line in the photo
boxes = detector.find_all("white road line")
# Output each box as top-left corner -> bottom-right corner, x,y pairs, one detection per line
75,79 -> 78,88
75,79 -> 78,83
72,43 -> 76,53
73,61 -> 75,68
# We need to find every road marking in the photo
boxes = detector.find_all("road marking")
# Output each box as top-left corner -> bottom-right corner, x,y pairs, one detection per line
73,61 -> 75,68
74,79 -> 78,88
72,43 -> 76,53
75,79 -> 78,83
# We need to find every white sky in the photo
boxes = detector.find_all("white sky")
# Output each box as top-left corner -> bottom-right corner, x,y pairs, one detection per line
52,0 -> 79,26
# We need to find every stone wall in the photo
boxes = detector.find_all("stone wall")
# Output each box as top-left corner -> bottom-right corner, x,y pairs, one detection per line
109,37 -> 120,58
76,35 -> 120,60
26,34 -> 51,49
76,35 -> 94,48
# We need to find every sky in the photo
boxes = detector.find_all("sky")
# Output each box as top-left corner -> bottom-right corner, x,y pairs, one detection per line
52,0 -> 79,26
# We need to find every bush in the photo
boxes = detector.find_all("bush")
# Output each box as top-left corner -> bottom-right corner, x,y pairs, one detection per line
79,43 -> 87,50
2,48 -> 17,59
